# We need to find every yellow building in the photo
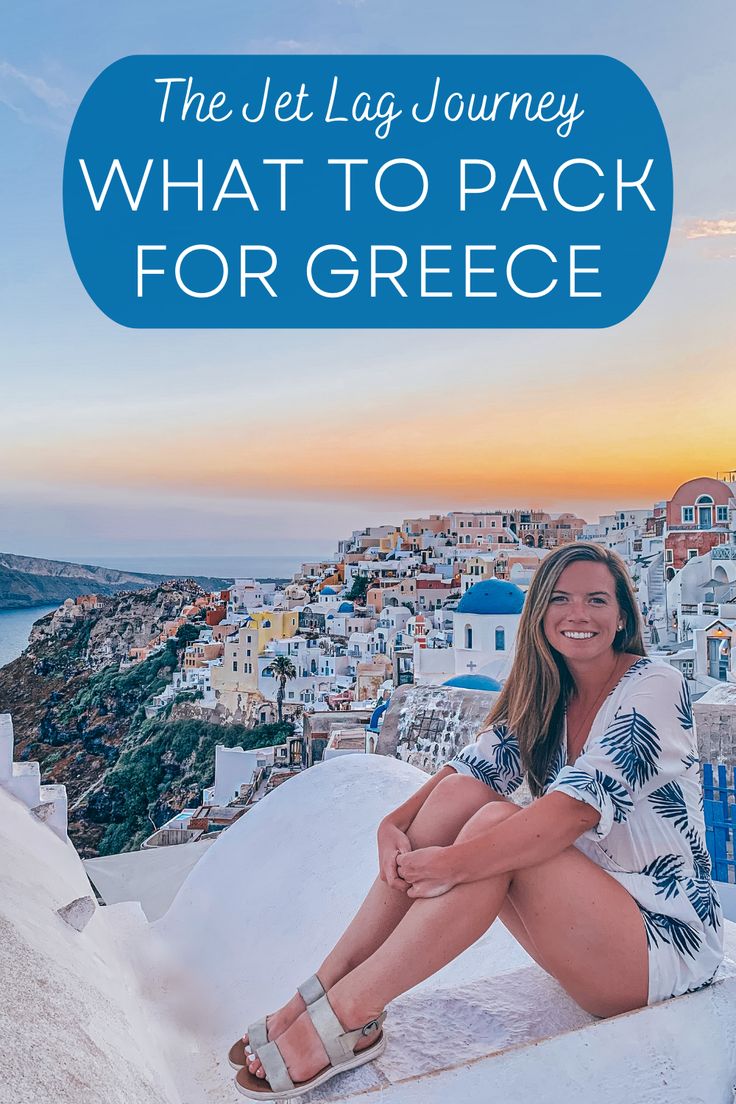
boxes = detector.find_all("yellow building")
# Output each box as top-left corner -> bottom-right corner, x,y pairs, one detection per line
247,610 -> 299,652
211,610 -> 299,712
211,623 -> 258,707
378,530 -> 404,554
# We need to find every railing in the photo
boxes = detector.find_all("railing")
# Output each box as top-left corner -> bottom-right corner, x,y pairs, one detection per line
712,545 -> 736,561
703,763 -> 736,883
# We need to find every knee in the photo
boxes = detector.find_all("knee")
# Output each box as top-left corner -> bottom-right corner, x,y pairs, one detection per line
455,800 -> 519,843
429,771 -> 496,810
406,771 -> 494,846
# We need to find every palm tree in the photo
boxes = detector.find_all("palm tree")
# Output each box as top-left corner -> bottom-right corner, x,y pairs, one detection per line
263,654 -> 297,724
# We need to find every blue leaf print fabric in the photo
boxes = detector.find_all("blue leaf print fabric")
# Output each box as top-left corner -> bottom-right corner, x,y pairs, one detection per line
448,658 -> 724,1004
451,724 -> 524,796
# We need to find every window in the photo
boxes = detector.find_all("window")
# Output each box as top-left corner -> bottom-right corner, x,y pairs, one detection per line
695,494 -> 714,504
687,549 -> 698,560
665,549 -> 674,563
495,628 -> 506,650
717,506 -> 728,523
408,707 -> 449,745
681,507 -> 694,523
232,661 -> 238,672
465,625 -> 473,649
246,649 -> 251,656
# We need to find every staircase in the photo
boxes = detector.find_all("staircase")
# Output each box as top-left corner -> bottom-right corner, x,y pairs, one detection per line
0,713 -> 68,841
643,552 -> 669,647
647,551 -> 665,607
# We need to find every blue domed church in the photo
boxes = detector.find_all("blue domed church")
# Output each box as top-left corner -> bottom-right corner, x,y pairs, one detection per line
412,578 -> 525,689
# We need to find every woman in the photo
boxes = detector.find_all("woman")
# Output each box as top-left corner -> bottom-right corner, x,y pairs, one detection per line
232,543 -> 723,1100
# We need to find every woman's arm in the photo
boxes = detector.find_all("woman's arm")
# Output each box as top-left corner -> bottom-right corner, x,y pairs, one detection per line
396,790 -> 599,895
451,791 -> 600,883
377,764 -> 460,892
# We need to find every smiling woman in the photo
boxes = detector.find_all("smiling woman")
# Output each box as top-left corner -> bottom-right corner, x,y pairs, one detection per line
484,544 -> 645,792
231,544 -> 723,1100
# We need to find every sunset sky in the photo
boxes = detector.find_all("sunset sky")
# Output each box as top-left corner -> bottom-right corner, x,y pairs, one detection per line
1,2 -> 735,564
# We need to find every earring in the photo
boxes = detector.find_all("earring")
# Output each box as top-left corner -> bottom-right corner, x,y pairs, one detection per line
617,623 -> 624,631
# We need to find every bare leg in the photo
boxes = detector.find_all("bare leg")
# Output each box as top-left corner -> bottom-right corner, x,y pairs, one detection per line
318,774 -> 497,987
266,803 -> 648,1088
243,774 -> 496,1067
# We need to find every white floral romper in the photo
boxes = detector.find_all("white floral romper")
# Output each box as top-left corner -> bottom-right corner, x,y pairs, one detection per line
448,658 -> 724,1004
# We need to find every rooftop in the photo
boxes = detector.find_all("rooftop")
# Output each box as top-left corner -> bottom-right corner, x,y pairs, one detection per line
457,579 -> 525,616
444,673 -> 502,692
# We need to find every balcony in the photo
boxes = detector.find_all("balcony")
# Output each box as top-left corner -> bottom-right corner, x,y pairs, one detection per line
681,601 -> 729,618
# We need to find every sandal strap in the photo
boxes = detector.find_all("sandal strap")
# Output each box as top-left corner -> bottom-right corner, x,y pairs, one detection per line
246,1018 -> 269,1052
306,994 -> 387,1067
339,1011 -> 387,1055
254,1039 -> 295,1094
297,974 -> 326,1006
245,979 -> 323,1060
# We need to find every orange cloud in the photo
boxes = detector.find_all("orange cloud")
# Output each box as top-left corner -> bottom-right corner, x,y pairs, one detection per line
682,218 -> 736,239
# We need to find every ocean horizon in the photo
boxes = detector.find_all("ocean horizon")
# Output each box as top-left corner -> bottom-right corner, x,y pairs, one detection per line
91,553 -> 324,580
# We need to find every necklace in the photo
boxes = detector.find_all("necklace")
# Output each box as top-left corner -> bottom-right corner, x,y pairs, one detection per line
566,653 -> 623,764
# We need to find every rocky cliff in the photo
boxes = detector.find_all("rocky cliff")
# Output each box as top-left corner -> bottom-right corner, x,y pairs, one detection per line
0,581 -> 289,855
0,551 -> 228,610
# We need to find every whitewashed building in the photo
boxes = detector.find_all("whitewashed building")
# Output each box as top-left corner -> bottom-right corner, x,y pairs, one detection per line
412,579 -> 524,687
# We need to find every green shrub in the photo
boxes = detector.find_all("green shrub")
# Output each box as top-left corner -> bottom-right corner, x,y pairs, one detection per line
96,717 -> 294,855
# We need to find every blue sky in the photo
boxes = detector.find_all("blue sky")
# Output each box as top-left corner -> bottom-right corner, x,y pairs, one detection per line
1,1 -> 734,565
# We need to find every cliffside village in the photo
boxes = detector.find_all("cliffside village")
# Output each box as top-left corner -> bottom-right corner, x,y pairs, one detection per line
42,473 -> 736,851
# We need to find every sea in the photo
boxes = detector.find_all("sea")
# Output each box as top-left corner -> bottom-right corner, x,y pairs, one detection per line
0,606 -> 58,669
0,553 -> 324,669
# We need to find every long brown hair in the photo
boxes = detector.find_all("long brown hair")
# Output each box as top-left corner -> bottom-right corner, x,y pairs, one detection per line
487,543 -> 645,796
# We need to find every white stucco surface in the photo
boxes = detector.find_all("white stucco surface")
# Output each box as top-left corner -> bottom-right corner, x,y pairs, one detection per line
84,836 -> 217,920
3,751 -> 736,1104
0,785 -> 181,1104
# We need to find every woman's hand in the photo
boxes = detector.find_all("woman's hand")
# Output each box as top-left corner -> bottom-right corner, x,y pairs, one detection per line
396,846 -> 458,898
377,819 -> 413,891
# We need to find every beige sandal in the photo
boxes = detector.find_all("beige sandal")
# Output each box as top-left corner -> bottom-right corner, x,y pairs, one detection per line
235,992 -> 387,1100
228,975 -> 326,1070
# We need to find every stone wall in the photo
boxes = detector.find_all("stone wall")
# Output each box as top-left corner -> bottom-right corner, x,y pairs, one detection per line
694,682 -> 736,765
377,683 -> 495,773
